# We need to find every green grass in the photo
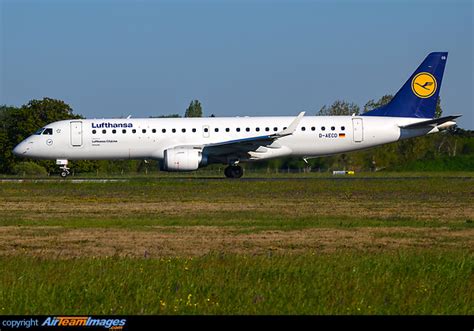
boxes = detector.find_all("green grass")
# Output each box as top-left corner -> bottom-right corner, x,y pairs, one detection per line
1,251 -> 471,315
0,175 -> 472,315
1,177 -> 472,230
0,214 -> 471,231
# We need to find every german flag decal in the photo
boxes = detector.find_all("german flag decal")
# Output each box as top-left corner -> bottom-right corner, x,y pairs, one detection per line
339,133 -> 346,138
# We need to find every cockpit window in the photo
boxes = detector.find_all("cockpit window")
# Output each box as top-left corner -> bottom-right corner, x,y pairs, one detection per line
42,128 -> 53,135
35,128 -> 45,135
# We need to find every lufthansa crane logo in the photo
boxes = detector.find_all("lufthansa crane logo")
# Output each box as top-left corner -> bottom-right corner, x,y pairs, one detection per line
411,72 -> 437,98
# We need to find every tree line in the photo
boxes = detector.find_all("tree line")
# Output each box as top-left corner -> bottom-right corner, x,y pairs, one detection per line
0,97 -> 472,175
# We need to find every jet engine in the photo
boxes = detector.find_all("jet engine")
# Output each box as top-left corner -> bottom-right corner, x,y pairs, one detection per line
162,147 -> 207,171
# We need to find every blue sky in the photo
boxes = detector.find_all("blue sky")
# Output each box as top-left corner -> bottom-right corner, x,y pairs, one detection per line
1,0 -> 473,129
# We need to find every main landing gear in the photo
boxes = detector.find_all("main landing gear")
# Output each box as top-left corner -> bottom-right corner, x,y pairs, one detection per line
56,159 -> 70,178
224,165 -> 243,178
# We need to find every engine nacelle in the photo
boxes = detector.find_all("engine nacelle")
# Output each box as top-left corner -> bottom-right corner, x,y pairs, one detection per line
163,147 -> 207,171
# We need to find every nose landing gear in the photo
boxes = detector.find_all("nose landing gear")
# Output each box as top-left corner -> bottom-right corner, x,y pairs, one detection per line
56,159 -> 70,178
60,167 -> 70,178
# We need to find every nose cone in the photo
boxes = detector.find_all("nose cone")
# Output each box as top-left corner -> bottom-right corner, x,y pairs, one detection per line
13,141 -> 27,157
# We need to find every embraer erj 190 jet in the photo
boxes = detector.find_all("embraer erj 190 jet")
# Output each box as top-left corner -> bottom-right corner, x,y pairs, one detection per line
13,52 -> 460,178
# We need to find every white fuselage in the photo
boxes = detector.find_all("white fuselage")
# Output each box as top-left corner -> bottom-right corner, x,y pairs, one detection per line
13,115 -> 434,165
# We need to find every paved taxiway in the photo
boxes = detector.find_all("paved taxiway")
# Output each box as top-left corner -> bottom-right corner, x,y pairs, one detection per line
1,176 -> 472,183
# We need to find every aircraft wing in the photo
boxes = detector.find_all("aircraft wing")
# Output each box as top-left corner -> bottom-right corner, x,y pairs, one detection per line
202,111 -> 305,157
399,115 -> 462,129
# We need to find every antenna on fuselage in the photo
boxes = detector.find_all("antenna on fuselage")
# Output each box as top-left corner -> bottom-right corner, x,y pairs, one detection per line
126,115 -> 132,119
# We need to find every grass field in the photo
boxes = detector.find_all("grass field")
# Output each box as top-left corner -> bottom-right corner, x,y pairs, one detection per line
0,174 -> 472,314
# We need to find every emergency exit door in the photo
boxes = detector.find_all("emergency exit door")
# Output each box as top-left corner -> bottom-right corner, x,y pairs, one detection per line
70,121 -> 83,146
352,118 -> 363,142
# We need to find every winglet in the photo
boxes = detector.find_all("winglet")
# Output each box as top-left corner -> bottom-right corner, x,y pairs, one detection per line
276,111 -> 305,137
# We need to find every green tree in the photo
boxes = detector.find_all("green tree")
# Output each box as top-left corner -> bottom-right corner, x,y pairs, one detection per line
185,100 -> 203,117
317,100 -> 360,116
12,162 -> 48,176
363,94 -> 393,113
0,98 -> 86,174
24,98 -> 80,123
363,94 -> 442,118
0,105 -> 20,173
435,97 -> 443,119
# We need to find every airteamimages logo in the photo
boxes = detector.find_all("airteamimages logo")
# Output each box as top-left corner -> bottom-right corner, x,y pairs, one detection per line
411,72 -> 437,98
41,316 -> 126,330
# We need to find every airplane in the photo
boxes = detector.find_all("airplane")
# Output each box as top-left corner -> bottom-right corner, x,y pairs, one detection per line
13,52 -> 461,178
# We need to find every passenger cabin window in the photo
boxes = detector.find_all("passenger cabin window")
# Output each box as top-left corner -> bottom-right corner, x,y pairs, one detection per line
246,128 -> 250,132
162,129 -> 166,133
265,127 -> 270,132
42,128 -> 53,135
92,130 -> 97,134
204,128 -> 209,133
225,128 -> 230,132
215,128 -> 219,132
341,126 -> 345,131
172,129 -> 176,133
301,127 -> 306,131
192,128 -> 196,133
102,129 -> 106,134
321,126 -> 326,131
236,128 -> 241,132
152,129 -> 156,133
331,126 -> 335,131
182,128 -> 186,133
122,129 -> 127,134
112,129 -> 116,134
142,129 -> 147,133
311,127 -> 316,131
132,129 -> 136,133
273,127 -> 278,132
256,127 -> 260,132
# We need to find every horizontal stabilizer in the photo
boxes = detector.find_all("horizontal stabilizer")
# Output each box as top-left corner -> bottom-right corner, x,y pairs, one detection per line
399,115 -> 462,129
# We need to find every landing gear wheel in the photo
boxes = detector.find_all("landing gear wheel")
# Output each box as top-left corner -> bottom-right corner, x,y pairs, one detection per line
58,165 -> 70,178
224,165 -> 243,178
57,159 -> 70,178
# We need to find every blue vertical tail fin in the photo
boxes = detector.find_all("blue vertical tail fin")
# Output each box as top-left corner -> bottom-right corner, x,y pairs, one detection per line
363,52 -> 448,118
